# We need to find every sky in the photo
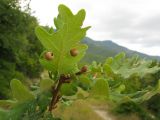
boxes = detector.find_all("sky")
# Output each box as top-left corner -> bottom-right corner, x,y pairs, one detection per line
28,0 -> 160,56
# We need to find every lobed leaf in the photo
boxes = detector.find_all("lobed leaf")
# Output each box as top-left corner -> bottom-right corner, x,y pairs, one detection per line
40,79 -> 54,92
35,4 -> 90,76
90,78 -> 109,98
10,79 -> 35,102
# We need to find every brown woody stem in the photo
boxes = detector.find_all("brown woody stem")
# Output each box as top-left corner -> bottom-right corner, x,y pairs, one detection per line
48,74 -> 71,112
48,70 -> 86,112
49,80 -> 62,111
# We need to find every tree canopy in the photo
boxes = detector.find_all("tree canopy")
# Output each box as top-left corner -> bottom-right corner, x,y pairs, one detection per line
0,0 -> 43,98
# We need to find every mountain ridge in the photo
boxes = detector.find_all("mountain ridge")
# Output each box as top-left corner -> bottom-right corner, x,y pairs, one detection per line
82,37 -> 160,63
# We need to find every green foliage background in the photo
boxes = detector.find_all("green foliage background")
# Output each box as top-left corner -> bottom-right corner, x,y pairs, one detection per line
0,0 -> 43,98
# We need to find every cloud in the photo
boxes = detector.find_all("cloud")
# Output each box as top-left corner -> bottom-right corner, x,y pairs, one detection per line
98,7 -> 160,48
30,0 -> 160,55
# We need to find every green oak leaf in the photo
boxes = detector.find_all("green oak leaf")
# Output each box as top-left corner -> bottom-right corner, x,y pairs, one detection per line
40,79 -> 54,92
10,79 -> 35,102
104,53 -> 160,79
35,4 -> 90,76
60,83 -> 78,96
90,78 -> 109,99
0,108 -> 8,120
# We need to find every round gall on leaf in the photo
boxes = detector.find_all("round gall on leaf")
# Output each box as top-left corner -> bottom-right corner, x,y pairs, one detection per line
44,52 -> 54,60
70,48 -> 79,57
81,65 -> 88,73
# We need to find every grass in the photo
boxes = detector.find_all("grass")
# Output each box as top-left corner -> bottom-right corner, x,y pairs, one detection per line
54,99 -> 104,120
53,99 -> 140,120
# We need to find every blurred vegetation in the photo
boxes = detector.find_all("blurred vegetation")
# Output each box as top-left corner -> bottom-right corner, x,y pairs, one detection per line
54,100 -> 104,120
0,0 -> 43,98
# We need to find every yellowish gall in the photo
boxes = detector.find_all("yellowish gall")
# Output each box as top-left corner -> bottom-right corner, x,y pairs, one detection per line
44,52 -> 54,60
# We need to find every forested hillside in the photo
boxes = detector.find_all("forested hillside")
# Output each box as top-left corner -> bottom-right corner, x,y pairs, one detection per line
82,37 -> 160,63
0,0 -> 43,98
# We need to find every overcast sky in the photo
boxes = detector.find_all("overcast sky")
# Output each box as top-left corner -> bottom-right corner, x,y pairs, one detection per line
29,0 -> 160,56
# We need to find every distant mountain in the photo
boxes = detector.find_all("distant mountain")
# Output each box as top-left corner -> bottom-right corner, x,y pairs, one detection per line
81,37 -> 160,63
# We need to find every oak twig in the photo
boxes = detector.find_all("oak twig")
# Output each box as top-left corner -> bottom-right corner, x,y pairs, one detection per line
48,67 -> 87,112
48,74 -> 70,112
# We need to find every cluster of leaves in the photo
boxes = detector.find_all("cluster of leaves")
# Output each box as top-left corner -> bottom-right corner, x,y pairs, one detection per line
0,79 -> 61,120
84,52 -> 160,119
0,0 -> 43,98
35,5 -> 90,76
